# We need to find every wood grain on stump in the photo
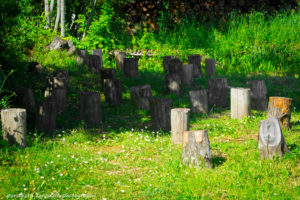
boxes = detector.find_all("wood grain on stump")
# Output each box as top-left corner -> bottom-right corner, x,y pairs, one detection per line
79,91 -> 102,126
208,78 -> 228,108
76,50 -> 89,68
268,96 -> 292,129
182,64 -> 194,87
150,98 -> 173,131
88,55 -> 101,73
188,54 -> 202,77
163,55 -> 174,73
100,68 -> 116,90
104,79 -> 122,105
16,88 -> 36,113
231,87 -> 251,119
47,70 -> 69,89
115,51 -> 126,71
36,100 -> 56,133
45,88 -> 67,114
189,90 -> 208,114
205,59 -> 216,76
246,80 -> 267,111
169,58 -> 183,74
130,85 -> 153,110
123,58 -> 139,77
165,73 -> 183,97
91,49 -> 103,69
171,108 -> 190,145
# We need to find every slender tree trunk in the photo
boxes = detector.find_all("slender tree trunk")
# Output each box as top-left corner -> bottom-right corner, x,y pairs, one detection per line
54,0 -> 60,31
50,0 -> 55,13
60,0 -> 65,37
45,0 -> 50,29
83,0 -> 97,39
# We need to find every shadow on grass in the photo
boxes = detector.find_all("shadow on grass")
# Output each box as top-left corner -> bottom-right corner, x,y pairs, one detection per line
212,156 -> 226,168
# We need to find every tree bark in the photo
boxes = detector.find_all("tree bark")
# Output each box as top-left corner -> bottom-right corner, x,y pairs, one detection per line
189,89 -> 208,114
123,58 -> 139,77
230,87 -> 251,119
188,54 -> 202,77
115,51 -> 126,71
79,91 -> 102,126
205,59 -> 216,76
171,108 -> 190,145
182,64 -> 194,87
60,0 -> 65,37
165,73 -> 183,97
83,0 -> 97,39
130,85 -> 153,110
268,97 -> 292,129
54,0 -> 60,31
103,79 -> 122,105
150,98 -> 173,131
208,78 -> 228,108
36,100 -> 56,133
45,0 -> 50,29
162,55 -> 174,73
246,80 -> 267,111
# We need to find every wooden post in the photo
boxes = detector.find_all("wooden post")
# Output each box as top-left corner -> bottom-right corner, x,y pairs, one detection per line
91,49 -> 103,69
45,88 -> 67,114
246,80 -> 267,111
129,85 -> 153,110
181,130 -> 212,168
100,68 -> 116,90
268,97 -> 292,129
123,58 -> 139,77
36,100 -> 56,133
76,50 -> 89,68
88,55 -> 101,72
79,91 -> 102,126
188,54 -> 202,77
189,90 -> 208,114
163,55 -> 174,72
16,88 -> 36,113
103,79 -> 122,105
165,73 -> 183,97
182,64 -> 194,87
115,51 -> 126,71
47,70 -> 69,89
205,59 -> 216,76
258,118 -> 288,159
231,87 -> 251,119
169,58 -> 183,74
171,108 -> 190,145
1,108 -> 27,148
150,98 -> 173,131
208,78 -> 228,108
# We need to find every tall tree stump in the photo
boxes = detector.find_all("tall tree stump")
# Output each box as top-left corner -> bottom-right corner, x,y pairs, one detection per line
150,98 -> 173,131
181,130 -> 212,168
79,91 -> 102,126
188,54 -> 202,77
1,108 -> 27,148
171,108 -> 190,145
88,55 -> 101,72
45,88 -> 67,114
115,51 -> 126,71
103,79 -> 122,105
47,70 -> 69,89
258,118 -> 288,159
163,55 -> 174,72
246,80 -> 267,111
130,85 -> 153,110
189,90 -> 208,114
268,97 -> 292,129
123,58 -> 139,77
208,78 -> 228,108
16,88 -> 36,113
36,100 -> 56,133
100,68 -> 116,90
76,50 -> 89,68
182,64 -> 194,87
231,87 -> 251,119
205,59 -> 216,76
169,58 -> 183,74
165,73 -> 183,97
91,49 -> 103,69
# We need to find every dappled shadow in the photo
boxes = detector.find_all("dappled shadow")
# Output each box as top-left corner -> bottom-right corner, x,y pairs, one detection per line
212,155 -> 226,168
287,143 -> 297,152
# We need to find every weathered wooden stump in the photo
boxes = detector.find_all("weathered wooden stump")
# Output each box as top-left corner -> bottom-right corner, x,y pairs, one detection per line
79,91 -> 102,126
76,50 -> 89,68
189,90 -> 208,114
129,85 -> 153,110
67,39 -> 76,55
16,88 -> 36,113
165,73 -> 183,97
103,79 -> 122,105
47,70 -> 69,89
205,59 -> 216,76
258,118 -> 289,159
181,130 -> 212,168
150,98 -> 173,131
268,97 -> 292,129
1,108 -> 27,148
115,51 -> 126,71
188,54 -> 202,77
88,55 -> 101,72
100,68 -> 116,89
169,58 -> 183,74
123,58 -> 139,77
163,55 -> 174,72
91,49 -> 103,69
208,78 -> 228,108
171,108 -> 190,145
182,64 -> 194,87
47,36 -> 68,50
45,88 -> 67,114
246,80 -> 267,111
231,87 -> 251,119
36,100 -> 56,133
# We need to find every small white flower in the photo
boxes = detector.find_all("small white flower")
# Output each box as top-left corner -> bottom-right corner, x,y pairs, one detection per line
103,198 -> 107,200
40,176 -> 44,179
50,161 -> 54,163
36,171 -> 39,173
60,173 -> 63,176
52,177 -> 55,180
45,164 -> 47,167
73,168 -> 76,171
145,126 -> 148,129
185,172 -> 189,175
62,138 -> 65,141
57,154 -> 60,158
121,190 -> 125,193
24,188 -> 27,191
58,134 -> 62,137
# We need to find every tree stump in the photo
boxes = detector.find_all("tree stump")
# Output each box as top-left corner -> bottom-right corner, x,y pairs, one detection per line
246,80 -> 267,111
123,58 -> 139,77
115,51 -> 126,71
1,108 -> 27,148
231,87 -> 251,119
103,79 -> 122,105
76,50 -> 89,68
47,70 -> 69,89
182,64 -> 194,87
163,55 -> 174,72
129,85 -> 153,110
88,55 -> 101,72
169,58 -> 183,74
205,59 -> 216,76
268,97 -> 292,129
79,91 -> 102,126
36,100 -> 56,133
91,49 -> 103,69
181,130 -> 212,168
165,73 -> 183,97
47,36 -> 68,50
45,88 -> 67,114
258,118 -> 289,159
208,78 -> 228,108
189,90 -> 208,114
150,98 -> 173,131
67,39 -> 76,55
100,68 -> 116,90
171,108 -> 190,145
16,88 -> 36,113
188,54 -> 202,77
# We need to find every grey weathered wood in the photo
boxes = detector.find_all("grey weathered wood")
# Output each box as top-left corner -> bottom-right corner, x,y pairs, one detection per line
48,70 -> 69,89
115,51 -> 126,71
45,88 -> 67,114
100,68 -> 116,90
181,130 -> 212,168
165,73 -> 183,97
48,36 -> 68,50
91,49 -> 103,69
182,64 -> 194,87
205,59 -> 216,76
150,98 -> 173,131
231,87 -> 251,119
16,88 -> 36,113
169,58 -> 183,74
208,78 -> 228,108
171,108 -> 190,145
79,91 -> 102,126
76,50 -> 89,68
188,54 -> 202,77
123,58 -> 139,77
1,108 -> 27,148
88,55 -> 101,72
163,55 -> 174,72
129,85 -> 153,110
246,80 -> 267,111
67,39 -> 76,55
36,100 -> 56,133
103,79 -> 122,105
268,97 -> 292,129
189,90 -> 208,114
258,118 -> 289,159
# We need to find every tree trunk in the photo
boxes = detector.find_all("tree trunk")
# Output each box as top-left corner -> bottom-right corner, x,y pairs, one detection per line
83,0 -> 97,39
208,78 -> 228,108
16,88 -> 36,113
258,118 -> 289,159
54,0 -> 60,31
79,91 -> 102,126
45,0 -> 50,29
162,55 -> 174,73
182,64 -> 194,87
181,130 -> 212,168
188,54 -> 202,77
171,108 -> 190,145
189,89 -> 208,114
100,68 -> 116,90
115,51 -> 126,71
91,49 -> 103,69
169,58 -> 183,74
246,80 -> 267,111
231,87 -> 251,119
48,70 -> 69,89
150,98 -> 173,131
123,58 -> 139,77
88,55 -> 101,73
165,73 -> 183,97
130,85 -> 153,110
205,59 -> 216,76
50,0 -> 55,13
60,0 -> 65,37
1,108 -> 27,148
103,79 -> 122,105
76,50 -> 89,68
268,96 -> 292,129
36,100 -> 56,133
